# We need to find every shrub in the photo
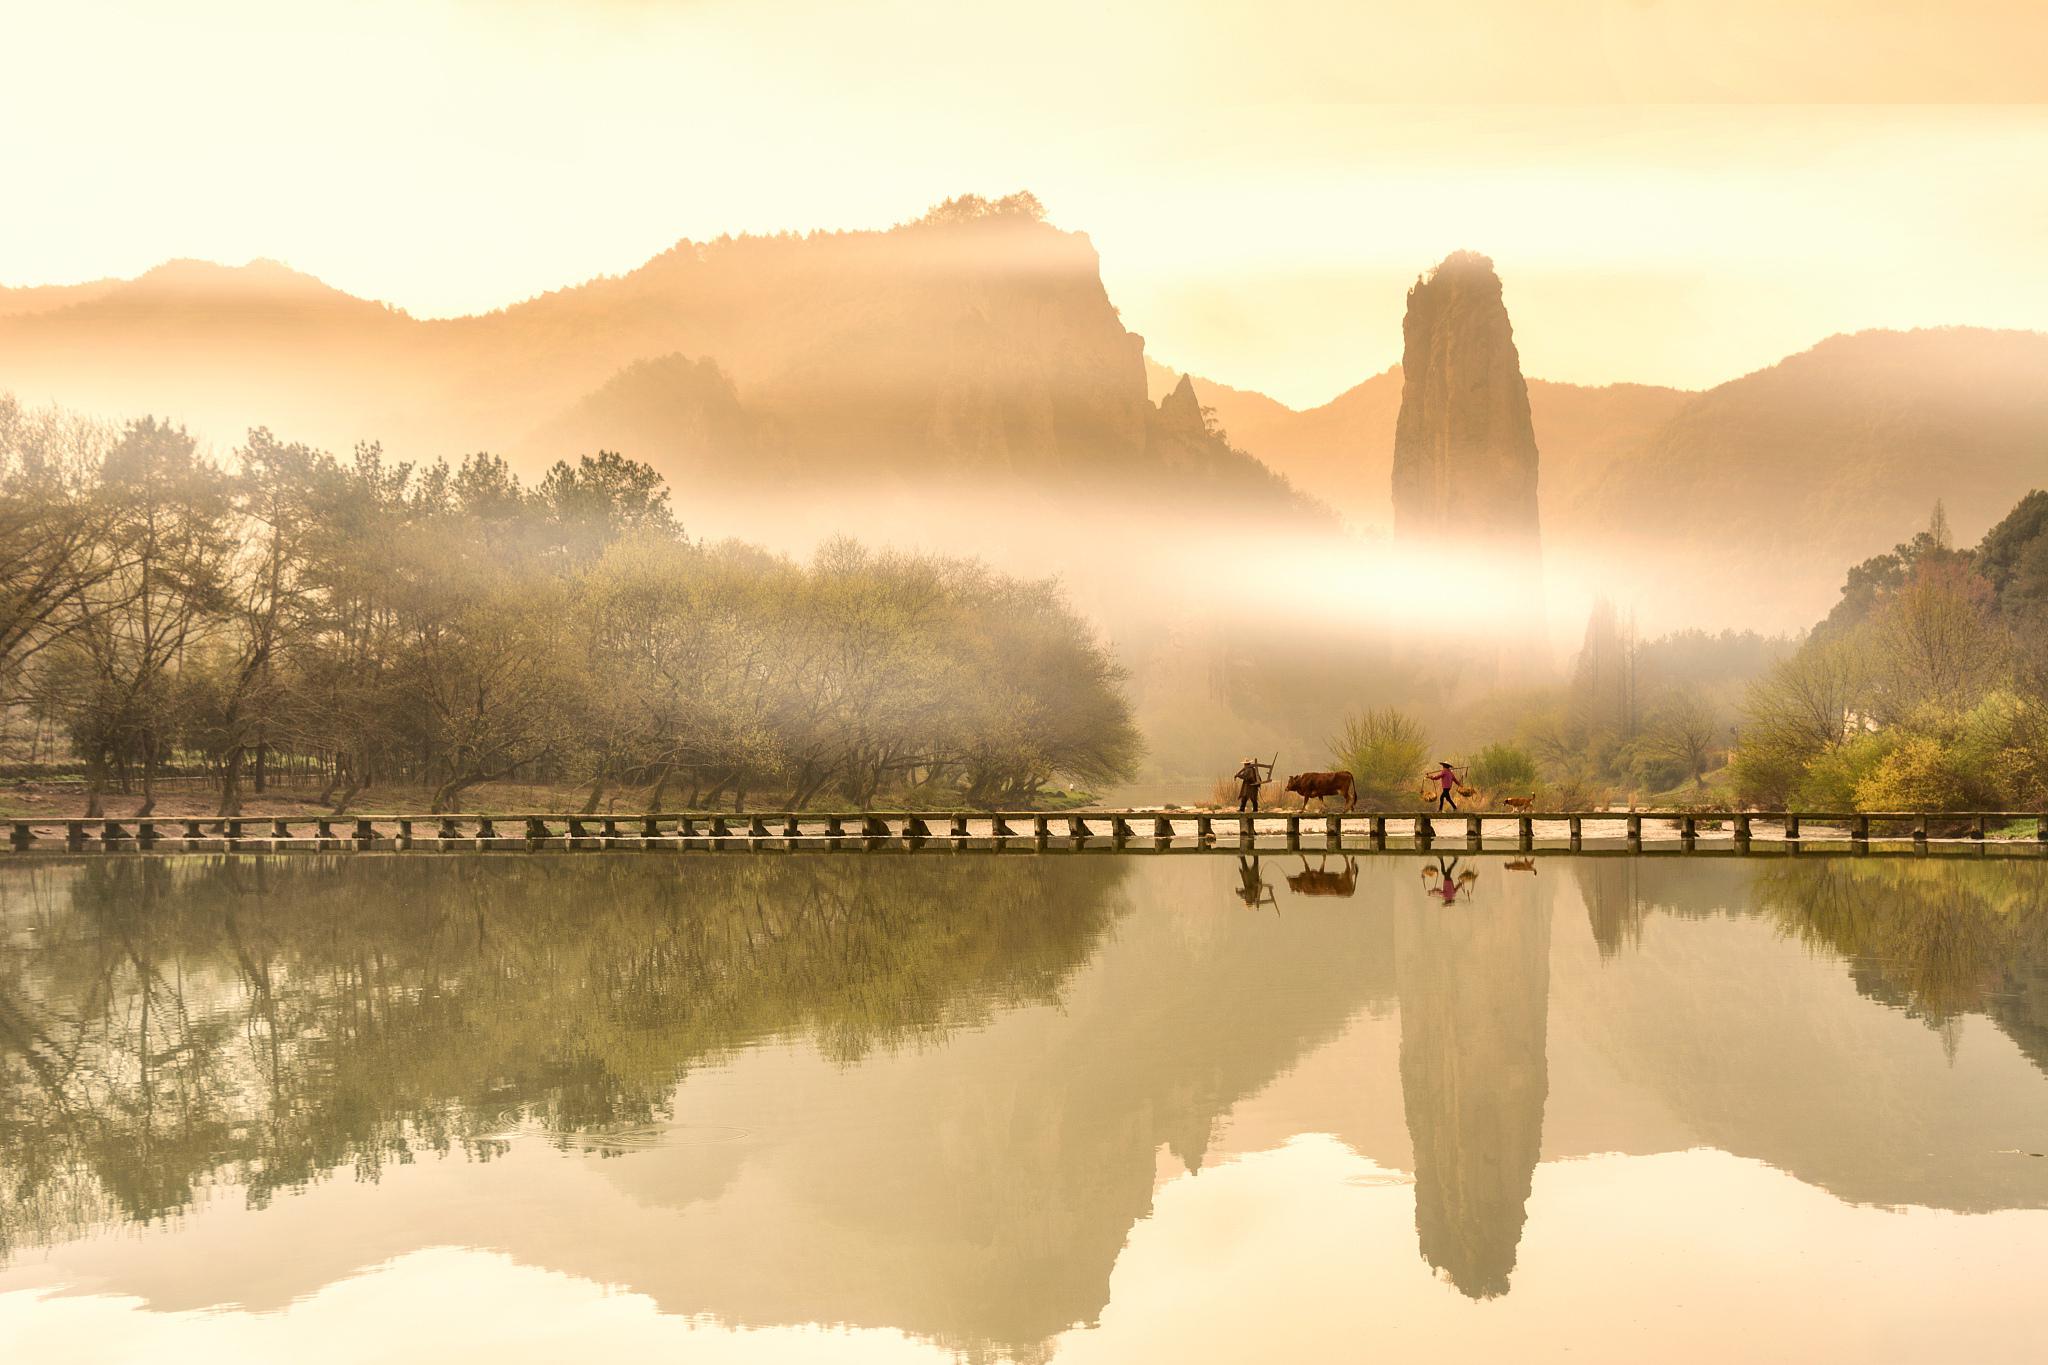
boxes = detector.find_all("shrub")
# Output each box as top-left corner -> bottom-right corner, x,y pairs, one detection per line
1330,708 -> 1430,810
1853,735 -> 1973,811
1793,731 -> 1896,810
1470,741 -> 1537,798
1728,744 -> 1804,809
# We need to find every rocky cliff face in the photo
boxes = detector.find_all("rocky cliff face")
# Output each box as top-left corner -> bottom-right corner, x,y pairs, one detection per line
1390,253 -> 1541,548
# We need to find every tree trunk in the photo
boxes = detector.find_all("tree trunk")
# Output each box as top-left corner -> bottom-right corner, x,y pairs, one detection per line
645,765 -> 672,814
329,765 -> 363,815
217,745 -> 245,817
430,772 -> 476,813
315,757 -> 341,807
135,736 -> 157,818
83,749 -> 106,819
253,735 -> 267,793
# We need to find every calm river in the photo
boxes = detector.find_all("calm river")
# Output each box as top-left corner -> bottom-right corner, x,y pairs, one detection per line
3,851 -> 2046,1362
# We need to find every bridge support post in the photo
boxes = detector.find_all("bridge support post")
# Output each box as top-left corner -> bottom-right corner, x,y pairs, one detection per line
357,817 -> 378,842
1914,814 -> 1929,848
1784,814 -> 1800,841
1237,814 -> 1255,845
1152,815 -> 1174,839
1465,815 -> 1482,841
951,814 -> 970,837
101,820 -> 127,842
1852,813 -> 1869,847
1567,815 -> 1582,851
1285,815 -> 1301,848
1626,814 -> 1641,848
2038,814 -> 2047,844
1031,814 -> 1050,839
9,821 -> 28,850
1416,816 -> 1433,845
1325,814 -> 1342,842
992,814 -> 1017,837
1734,813 -> 1751,843
748,814 -> 769,837
1112,815 -> 1134,842
1369,815 -> 1386,847
1067,815 -> 1088,839
1196,814 -> 1214,841
475,817 -> 495,839
1974,814 -> 1988,842
1518,815 -> 1534,849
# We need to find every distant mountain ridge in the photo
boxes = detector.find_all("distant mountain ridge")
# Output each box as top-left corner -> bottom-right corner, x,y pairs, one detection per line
0,203 -> 1319,531
1152,326 -> 2048,628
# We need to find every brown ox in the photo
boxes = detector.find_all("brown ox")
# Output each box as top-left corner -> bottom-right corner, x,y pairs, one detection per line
1287,855 -> 1358,897
1285,770 -> 1356,812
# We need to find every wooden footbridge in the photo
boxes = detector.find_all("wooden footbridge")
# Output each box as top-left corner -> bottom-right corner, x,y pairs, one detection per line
5,808 -> 2046,853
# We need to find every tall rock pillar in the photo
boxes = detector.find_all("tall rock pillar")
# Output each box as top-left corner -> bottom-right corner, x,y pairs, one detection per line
1391,251 -> 1541,549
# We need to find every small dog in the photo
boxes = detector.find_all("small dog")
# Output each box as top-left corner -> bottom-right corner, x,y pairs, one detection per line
1503,795 -> 1535,813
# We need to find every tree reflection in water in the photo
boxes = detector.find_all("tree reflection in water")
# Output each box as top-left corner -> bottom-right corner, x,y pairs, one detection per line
0,854 -> 1130,1261
1751,858 -> 2048,1070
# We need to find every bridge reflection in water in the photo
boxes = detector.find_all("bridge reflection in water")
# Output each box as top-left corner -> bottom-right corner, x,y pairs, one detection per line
2,854 -> 2046,1359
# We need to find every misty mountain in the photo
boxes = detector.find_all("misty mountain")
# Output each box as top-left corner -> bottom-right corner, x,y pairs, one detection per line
1147,359 -> 1688,534
1569,328 -> 2048,593
1158,327 -> 2048,628
0,202 -> 1321,532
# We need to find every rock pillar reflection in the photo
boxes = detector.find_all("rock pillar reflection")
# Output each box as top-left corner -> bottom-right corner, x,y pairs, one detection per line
1396,876 -> 1552,1298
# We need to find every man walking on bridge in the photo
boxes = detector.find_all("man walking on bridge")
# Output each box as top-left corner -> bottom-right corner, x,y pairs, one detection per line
1234,757 -> 1272,812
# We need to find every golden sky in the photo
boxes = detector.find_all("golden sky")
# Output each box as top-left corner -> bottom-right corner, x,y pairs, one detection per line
6,0 -> 2047,404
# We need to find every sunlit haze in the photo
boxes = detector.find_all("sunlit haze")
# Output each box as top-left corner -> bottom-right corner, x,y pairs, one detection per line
7,1 -> 2048,404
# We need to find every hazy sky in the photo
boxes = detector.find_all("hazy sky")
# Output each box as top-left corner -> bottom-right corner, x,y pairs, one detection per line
6,0 -> 2047,405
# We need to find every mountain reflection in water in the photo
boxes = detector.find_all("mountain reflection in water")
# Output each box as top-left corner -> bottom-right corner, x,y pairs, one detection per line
3,852 -> 2047,1363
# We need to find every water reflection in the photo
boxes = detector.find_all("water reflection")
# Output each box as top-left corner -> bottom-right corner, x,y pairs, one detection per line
2,852 -> 2047,1362
1398,868 -> 1549,1298
1420,855 -> 1479,906
1232,855 -> 1276,911
0,855 -> 1129,1264
1284,855 -> 1358,898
